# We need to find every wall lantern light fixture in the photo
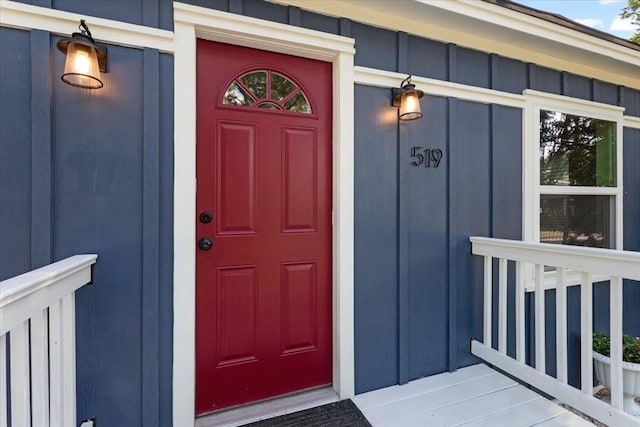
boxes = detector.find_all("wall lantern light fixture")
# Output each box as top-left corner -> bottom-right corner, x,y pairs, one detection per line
392,75 -> 424,121
56,20 -> 108,89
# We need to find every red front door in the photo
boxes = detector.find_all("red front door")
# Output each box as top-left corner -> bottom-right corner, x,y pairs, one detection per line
195,41 -> 332,415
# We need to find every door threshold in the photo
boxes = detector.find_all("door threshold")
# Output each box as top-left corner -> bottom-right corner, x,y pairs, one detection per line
195,386 -> 339,427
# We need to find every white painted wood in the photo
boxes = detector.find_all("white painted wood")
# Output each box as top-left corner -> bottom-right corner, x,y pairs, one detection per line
538,185 -> 619,195
0,254 -> 96,335
498,258 -> 507,354
534,264 -> 545,373
0,0 -> 173,52
353,364 -> 496,410
332,50 -> 355,400
555,268 -> 568,384
30,309 -> 50,427
50,299 -> 63,427
381,386 -> 540,427
271,0 -> 640,90
0,335 -> 6,427
625,115 -> 640,130
534,411 -> 595,426
9,322 -> 30,427
523,90 -> 625,119
62,294 -> 76,427
580,272 -> 593,396
609,276 -> 624,410
472,341 -> 640,426
354,66 -> 526,109
362,374 -> 517,425
470,237 -> 640,280
196,387 -> 338,427
456,397 -> 566,427
483,256 -> 493,347
515,261 -> 525,363
172,5 -> 356,425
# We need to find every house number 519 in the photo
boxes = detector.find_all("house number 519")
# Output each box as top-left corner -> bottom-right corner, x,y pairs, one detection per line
410,147 -> 443,168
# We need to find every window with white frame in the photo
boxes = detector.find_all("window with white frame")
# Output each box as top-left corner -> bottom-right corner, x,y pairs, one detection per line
523,90 -> 624,250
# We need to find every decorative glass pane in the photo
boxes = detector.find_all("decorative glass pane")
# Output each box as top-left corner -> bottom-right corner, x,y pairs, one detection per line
284,92 -> 312,114
223,81 -> 254,106
540,195 -> 614,248
257,102 -> 282,110
240,71 -> 267,99
539,111 -> 616,187
271,72 -> 297,100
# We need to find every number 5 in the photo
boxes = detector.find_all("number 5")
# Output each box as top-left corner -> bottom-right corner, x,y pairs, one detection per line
410,146 -> 424,166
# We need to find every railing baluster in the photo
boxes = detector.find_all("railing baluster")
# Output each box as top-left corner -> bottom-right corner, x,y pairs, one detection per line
483,256 -> 493,347
580,272 -> 593,395
535,264 -> 545,372
0,335 -> 7,427
498,258 -> 508,354
50,299 -> 63,427
609,276 -> 623,409
556,268 -> 567,383
31,308 -> 50,426
62,293 -> 77,427
515,261 -> 525,362
9,322 -> 30,427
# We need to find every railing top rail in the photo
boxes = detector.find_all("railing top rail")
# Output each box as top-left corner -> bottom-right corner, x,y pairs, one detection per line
0,254 -> 97,309
470,237 -> 640,280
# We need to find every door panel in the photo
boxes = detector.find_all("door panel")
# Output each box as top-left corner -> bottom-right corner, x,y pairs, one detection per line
196,41 -> 332,415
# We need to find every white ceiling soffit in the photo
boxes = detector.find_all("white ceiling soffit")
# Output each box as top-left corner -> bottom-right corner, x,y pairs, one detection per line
269,0 -> 640,91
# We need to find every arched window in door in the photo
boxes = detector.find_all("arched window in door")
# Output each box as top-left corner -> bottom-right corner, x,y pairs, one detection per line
222,69 -> 312,114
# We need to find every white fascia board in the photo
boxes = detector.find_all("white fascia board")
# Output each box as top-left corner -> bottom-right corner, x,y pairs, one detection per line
0,0 -> 174,52
269,0 -> 640,91
624,116 -> 640,130
355,66 -> 525,109
174,2 -> 354,62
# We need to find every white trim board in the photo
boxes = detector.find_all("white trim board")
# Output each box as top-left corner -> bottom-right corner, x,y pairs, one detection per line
173,3 -> 355,426
0,0 -> 173,52
270,0 -> 640,91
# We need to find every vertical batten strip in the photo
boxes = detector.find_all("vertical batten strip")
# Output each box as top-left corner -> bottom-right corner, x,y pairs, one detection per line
515,261 -> 525,362
0,335 -> 7,427
9,322 -> 31,427
31,309 -> 50,426
50,299 -> 63,427
483,256 -> 492,347
580,272 -> 593,395
534,263 -> 545,372
498,258 -> 507,354
142,47 -> 161,426
555,268 -> 568,383
61,294 -> 77,427
609,277 -> 623,409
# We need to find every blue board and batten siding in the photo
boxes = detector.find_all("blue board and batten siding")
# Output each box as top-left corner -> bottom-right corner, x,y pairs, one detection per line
1,0 -> 640,425
0,23 -> 174,427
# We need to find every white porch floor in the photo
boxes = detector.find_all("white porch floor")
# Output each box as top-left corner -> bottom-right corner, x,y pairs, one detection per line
353,364 -> 594,426
196,363 -> 595,427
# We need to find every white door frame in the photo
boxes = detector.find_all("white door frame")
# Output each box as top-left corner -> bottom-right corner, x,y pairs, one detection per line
172,3 -> 355,425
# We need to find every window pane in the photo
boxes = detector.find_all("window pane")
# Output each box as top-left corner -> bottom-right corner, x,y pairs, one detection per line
271,72 -> 297,100
240,71 -> 267,99
540,195 -> 614,248
257,102 -> 282,110
223,81 -> 254,106
284,92 -> 312,113
539,111 -> 616,187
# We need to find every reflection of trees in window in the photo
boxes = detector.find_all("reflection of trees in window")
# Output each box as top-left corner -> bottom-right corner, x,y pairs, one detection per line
222,70 -> 312,114
539,111 -> 616,187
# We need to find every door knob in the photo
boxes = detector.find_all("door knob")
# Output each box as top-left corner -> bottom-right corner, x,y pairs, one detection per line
198,237 -> 213,251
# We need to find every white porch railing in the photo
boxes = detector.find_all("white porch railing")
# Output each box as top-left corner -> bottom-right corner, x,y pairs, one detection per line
0,255 -> 97,427
470,237 -> 640,427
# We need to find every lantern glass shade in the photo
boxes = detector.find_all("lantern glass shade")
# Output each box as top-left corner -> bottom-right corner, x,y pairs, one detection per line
399,90 -> 423,121
61,42 -> 103,89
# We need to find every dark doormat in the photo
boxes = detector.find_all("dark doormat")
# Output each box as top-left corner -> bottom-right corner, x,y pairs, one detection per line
241,399 -> 372,427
